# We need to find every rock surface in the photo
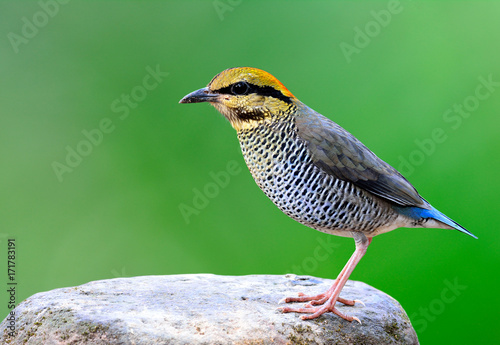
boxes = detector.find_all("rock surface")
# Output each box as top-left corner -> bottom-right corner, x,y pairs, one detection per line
1,274 -> 418,344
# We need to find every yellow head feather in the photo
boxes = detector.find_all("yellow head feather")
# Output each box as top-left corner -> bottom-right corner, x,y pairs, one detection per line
208,67 -> 295,99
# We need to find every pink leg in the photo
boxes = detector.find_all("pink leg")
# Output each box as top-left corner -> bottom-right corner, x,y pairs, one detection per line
279,233 -> 372,322
282,251 -> 358,306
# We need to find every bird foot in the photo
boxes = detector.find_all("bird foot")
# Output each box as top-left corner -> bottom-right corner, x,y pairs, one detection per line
280,291 -> 359,307
278,302 -> 361,323
278,290 -> 363,322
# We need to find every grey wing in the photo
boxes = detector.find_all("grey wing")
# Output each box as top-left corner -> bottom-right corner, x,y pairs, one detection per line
295,109 -> 428,208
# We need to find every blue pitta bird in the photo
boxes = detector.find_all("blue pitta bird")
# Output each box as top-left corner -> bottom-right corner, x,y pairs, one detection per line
179,67 -> 477,322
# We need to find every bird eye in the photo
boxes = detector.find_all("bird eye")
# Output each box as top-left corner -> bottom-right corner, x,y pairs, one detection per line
231,81 -> 250,95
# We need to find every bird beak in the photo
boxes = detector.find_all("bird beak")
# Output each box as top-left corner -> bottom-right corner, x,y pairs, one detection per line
179,87 -> 219,104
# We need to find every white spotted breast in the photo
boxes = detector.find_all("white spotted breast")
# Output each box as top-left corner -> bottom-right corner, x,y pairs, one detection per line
237,118 -> 399,237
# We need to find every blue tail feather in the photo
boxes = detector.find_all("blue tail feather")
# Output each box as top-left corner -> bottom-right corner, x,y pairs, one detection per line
395,206 -> 477,239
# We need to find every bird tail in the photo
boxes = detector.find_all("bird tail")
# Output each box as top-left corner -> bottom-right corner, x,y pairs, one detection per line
396,206 -> 477,239
427,207 -> 477,239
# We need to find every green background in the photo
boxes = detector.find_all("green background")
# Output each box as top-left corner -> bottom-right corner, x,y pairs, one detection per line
1,1 -> 499,343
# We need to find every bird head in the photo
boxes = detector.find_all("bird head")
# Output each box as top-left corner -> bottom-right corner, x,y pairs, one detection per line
179,67 -> 297,131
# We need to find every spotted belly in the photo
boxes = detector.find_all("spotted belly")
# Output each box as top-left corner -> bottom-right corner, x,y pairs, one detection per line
238,123 -> 398,237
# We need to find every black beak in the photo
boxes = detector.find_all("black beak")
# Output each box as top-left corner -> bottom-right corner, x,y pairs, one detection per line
179,87 -> 219,104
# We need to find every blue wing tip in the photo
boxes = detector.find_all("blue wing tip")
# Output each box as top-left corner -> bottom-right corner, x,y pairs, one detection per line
396,205 -> 477,239
430,207 -> 477,239
457,227 -> 478,239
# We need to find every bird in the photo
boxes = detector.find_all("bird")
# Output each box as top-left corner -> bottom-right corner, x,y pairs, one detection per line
179,67 -> 477,322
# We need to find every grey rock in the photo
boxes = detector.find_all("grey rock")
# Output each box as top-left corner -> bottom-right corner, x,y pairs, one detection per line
1,274 -> 418,344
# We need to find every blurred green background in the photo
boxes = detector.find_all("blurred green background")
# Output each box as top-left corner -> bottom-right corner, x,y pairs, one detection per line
1,1 -> 499,343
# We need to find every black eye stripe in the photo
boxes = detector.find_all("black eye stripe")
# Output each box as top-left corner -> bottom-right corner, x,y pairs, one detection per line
215,82 -> 292,104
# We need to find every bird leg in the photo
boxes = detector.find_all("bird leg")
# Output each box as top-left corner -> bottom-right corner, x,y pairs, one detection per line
279,233 -> 372,322
281,253 -> 357,306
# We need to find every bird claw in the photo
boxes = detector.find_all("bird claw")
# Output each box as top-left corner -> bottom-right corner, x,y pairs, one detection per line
291,304 -> 360,323
353,299 -> 365,307
352,316 -> 362,324
280,294 -> 362,323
